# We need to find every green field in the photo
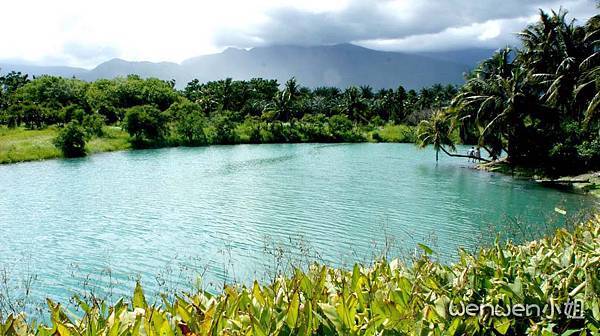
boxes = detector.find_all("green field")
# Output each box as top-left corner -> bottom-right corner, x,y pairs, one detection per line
369,124 -> 416,143
0,126 -> 130,164
0,124 -> 421,165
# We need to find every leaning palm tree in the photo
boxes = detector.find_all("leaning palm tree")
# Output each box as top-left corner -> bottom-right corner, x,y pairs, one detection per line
417,110 -> 490,163
417,111 -> 454,162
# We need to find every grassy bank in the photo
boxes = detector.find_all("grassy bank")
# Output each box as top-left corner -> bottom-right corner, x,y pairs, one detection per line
0,126 -> 130,164
2,215 -> 598,335
0,124 -> 414,165
368,124 -> 416,143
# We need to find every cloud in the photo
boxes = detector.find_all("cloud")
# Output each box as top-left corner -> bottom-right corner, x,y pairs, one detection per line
60,43 -> 119,66
215,0 -> 598,51
355,17 -> 532,52
0,0 -> 596,67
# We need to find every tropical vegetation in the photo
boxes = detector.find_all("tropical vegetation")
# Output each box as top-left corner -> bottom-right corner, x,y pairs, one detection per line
417,9 -> 600,175
1,214 -> 598,335
0,71 -> 453,160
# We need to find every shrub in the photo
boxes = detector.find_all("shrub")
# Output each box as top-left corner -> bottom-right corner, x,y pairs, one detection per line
53,121 -> 87,157
58,104 -> 85,124
176,112 -> 207,146
123,105 -> 169,145
209,114 -> 237,144
377,124 -> 416,143
82,113 -> 106,137
235,117 -> 262,144
328,114 -> 363,141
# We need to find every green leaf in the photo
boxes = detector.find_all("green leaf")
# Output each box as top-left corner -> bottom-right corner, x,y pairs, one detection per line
418,243 -> 434,255
132,281 -> 147,309
287,291 -> 300,329
318,303 -> 342,332
351,264 -> 360,291
494,317 -> 511,335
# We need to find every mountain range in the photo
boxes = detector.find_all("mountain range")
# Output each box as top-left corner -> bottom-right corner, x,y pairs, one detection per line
0,44 -> 495,89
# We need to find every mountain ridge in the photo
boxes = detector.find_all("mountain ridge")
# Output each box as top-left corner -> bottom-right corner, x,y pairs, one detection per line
1,44 -> 496,89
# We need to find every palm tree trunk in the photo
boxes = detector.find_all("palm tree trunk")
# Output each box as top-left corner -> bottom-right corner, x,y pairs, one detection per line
481,145 -> 498,160
439,146 -> 491,163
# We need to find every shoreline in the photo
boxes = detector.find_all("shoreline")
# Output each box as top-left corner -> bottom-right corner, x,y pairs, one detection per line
0,124 -> 415,165
475,161 -> 600,198
3,126 -> 599,199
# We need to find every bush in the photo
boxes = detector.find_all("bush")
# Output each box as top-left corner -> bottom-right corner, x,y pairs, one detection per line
2,215 -> 599,335
59,104 -> 85,124
82,113 -> 106,137
209,114 -> 237,144
328,114 -> 363,141
175,112 -> 207,146
53,121 -> 87,157
123,105 -> 169,145
235,117 -> 262,144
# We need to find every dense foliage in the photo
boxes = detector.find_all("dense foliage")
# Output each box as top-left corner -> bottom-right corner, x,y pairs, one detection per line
1,215 -> 598,335
0,70 -> 455,152
53,121 -> 87,158
418,9 -> 600,174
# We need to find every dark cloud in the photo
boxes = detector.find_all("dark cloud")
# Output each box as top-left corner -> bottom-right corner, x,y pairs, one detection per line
214,0 -> 597,51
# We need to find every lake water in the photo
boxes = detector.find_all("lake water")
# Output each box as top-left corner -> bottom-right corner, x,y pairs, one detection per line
0,143 -> 595,306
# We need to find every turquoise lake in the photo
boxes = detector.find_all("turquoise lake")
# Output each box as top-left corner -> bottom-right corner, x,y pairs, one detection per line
0,143 -> 595,305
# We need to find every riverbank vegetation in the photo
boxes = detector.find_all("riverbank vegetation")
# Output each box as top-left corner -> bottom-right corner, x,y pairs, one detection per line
0,49 -> 455,162
0,126 -> 129,163
418,9 -> 600,176
0,69 -> 447,162
1,215 -> 598,335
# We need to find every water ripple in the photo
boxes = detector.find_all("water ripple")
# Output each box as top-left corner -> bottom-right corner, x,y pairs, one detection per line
0,143 -> 594,305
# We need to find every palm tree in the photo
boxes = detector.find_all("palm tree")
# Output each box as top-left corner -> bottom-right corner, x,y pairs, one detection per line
577,13 -> 600,126
417,110 -> 490,163
284,77 -> 300,101
475,47 -> 515,80
218,78 -> 234,111
455,61 -> 533,162
522,9 -> 593,121
270,90 -> 293,122
340,87 -> 369,123
417,111 -> 453,162
359,85 -> 374,99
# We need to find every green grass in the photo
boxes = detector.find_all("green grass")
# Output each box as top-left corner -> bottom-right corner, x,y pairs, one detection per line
369,124 -> 416,143
0,126 -> 130,164
0,126 -> 61,163
87,126 -> 131,154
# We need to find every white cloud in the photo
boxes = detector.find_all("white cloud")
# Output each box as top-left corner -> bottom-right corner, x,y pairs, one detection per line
0,0 -> 596,68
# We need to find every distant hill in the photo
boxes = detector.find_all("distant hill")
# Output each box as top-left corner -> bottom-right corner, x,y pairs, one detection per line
416,48 -> 496,68
1,44 -> 495,89
0,63 -> 88,78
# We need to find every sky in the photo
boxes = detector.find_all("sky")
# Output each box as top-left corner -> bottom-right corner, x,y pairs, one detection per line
0,0 -> 596,68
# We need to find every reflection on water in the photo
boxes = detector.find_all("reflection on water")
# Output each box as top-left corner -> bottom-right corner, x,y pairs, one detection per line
0,143 -> 595,305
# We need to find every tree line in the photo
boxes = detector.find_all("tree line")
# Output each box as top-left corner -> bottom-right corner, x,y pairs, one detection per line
418,8 -> 600,175
0,69 -> 455,156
